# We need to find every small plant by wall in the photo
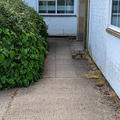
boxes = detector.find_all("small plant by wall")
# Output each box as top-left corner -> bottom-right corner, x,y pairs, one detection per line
0,0 -> 49,88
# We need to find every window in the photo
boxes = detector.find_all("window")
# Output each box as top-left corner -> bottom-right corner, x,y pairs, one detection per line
38,0 -> 74,15
111,0 -> 120,27
106,0 -> 120,38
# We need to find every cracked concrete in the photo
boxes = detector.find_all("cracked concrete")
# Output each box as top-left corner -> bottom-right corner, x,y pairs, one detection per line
0,38 -> 118,120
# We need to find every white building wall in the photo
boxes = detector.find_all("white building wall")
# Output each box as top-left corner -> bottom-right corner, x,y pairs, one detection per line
44,17 -> 77,36
23,0 -> 37,10
89,0 -> 120,98
23,0 -> 78,36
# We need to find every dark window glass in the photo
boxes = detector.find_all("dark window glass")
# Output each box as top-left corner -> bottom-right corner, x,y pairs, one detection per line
48,1 -> 55,13
111,0 -> 120,27
39,1 -> 55,13
66,0 -> 74,13
57,0 -> 74,14
57,0 -> 66,13
39,1 -> 48,13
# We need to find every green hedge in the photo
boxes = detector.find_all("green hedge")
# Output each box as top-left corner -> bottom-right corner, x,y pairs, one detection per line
0,0 -> 49,88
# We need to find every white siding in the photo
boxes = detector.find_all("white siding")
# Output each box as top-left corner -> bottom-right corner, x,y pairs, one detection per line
23,0 -> 37,10
89,0 -> 120,98
44,17 -> 77,36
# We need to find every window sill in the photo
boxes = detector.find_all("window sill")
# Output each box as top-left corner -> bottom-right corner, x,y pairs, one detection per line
39,14 -> 77,17
106,27 -> 120,39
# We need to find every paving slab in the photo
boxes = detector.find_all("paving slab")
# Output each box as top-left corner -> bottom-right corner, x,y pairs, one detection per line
44,64 -> 56,78
56,59 -> 73,65
56,64 -> 77,78
0,89 -> 17,120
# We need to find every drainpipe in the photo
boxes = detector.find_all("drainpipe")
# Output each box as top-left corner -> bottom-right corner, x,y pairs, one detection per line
77,0 -> 80,41
77,0 -> 90,50
85,0 -> 90,50
77,0 -> 85,42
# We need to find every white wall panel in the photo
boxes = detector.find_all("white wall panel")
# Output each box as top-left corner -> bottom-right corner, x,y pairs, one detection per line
89,0 -> 120,98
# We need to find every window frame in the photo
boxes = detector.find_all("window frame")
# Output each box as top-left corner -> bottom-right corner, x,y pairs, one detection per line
108,0 -> 120,33
37,0 -> 76,16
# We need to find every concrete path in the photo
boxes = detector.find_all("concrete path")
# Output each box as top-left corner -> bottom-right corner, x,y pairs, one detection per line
0,38 -> 118,120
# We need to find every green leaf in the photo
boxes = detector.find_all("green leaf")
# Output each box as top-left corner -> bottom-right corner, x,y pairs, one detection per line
0,84 -> 3,89
3,29 -> 9,35
23,80 -> 29,88
1,76 -> 6,84
0,54 -> 5,62
0,28 -> 2,34
8,79 -> 15,88
9,51 -> 15,59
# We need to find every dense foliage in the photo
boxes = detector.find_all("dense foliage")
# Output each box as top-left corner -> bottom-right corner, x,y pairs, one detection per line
0,0 -> 49,88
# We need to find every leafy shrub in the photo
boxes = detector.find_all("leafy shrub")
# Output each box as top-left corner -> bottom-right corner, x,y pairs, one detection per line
0,0 -> 49,88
